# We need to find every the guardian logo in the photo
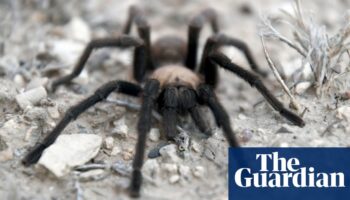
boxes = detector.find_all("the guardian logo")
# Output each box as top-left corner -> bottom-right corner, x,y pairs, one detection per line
229,148 -> 350,200
234,152 -> 345,188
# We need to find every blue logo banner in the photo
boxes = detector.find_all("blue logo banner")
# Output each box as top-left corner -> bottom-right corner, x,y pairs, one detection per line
229,148 -> 350,200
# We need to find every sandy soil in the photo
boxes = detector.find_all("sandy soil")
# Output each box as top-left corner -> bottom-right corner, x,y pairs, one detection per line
0,0 -> 349,200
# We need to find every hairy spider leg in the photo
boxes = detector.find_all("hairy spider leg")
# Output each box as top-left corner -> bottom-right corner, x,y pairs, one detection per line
123,6 -> 154,69
186,8 -> 219,70
130,79 -> 160,197
160,86 -> 178,139
208,51 -> 305,127
158,86 -> 212,139
22,81 -> 142,166
177,87 -> 212,136
197,84 -> 239,147
199,33 -> 267,87
51,35 -> 147,91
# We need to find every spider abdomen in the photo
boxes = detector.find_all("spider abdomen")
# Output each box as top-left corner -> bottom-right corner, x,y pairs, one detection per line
150,65 -> 202,89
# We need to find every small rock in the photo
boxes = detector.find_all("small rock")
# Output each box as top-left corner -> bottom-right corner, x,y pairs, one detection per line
78,169 -> 105,181
204,138 -> 219,161
159,144 -> 180,163
24,126 -> 35,142
47,106 -> 60,119
111,161 -> 132,176
192,166 -> 205,178
295,81 -> 312,94
238,102 -> 253,112
149,128 -> 160,142
112,117 -> 128,138
13,74 -> 26,88
148,142 -> 169,159
26,77 -> 49,90
257,128 -> 265,135
38,134 -> 102,177
162,163 -> 178,175
142,159 -> 160,178
24,107 -> 49,122
0,148 -> 13,162
241,129 -> 253,143
336,106 -> 350,121
178,165 -> 191,179
16,86 -> 47,109
191,141 -> 201,153
104,137 -> 114,150
1,119 -> 27,146
65,17 -> 91,43
169,175 -> 180,184
122,148 -> 134,161
238,113 -> 247,120
110,146 -> 121,156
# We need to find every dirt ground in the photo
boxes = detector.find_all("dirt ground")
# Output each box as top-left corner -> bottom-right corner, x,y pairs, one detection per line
0,0 -> 349,200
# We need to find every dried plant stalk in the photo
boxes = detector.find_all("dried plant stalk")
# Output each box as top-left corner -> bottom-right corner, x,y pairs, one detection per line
259,0 -> 350,96
260,36 -> 301,111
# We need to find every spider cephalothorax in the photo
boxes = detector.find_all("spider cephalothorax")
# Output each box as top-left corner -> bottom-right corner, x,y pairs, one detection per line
22,6 -> 305,198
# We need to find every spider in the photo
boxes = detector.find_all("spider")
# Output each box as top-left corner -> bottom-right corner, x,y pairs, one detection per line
22,6 -> 305,198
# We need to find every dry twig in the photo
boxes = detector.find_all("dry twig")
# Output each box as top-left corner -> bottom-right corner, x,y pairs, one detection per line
260,35 -> 301,111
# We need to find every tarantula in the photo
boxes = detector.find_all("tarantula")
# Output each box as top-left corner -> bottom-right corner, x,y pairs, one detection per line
22,6 -> 305,197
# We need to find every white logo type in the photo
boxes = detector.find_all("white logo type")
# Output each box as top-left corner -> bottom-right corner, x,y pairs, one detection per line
234,152 -> 345,188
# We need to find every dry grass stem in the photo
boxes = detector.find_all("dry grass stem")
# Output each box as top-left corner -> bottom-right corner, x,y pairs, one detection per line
259,0 -> 350,96
260,35 -> 301,111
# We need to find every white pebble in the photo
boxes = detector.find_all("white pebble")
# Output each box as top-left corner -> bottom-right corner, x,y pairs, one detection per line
38,134 -> 102,177
238,113 -> 247,120
104,137 -> 114,150
47,106 -> 60,119
295,81 -> 312,95
191,141 -> 201,153
162,163 -> 178,175
13,74 -> 26,88
159,144 -> 180,163
178,165 -> 191,179
15,86 -> 47,109
192,166 -> 205,178
142,159 -> 160,178
112,117 -> 128,138
169,175 -> 180,184
110,146 -> 121,156
65,17 -> 91,43
149,128 -> 160,142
